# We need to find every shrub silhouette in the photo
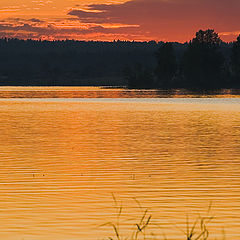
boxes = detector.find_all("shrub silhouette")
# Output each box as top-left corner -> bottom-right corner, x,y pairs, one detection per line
124,63 -> 155,89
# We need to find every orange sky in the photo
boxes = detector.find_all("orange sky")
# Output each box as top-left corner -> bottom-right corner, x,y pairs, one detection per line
0,0 -> 239,42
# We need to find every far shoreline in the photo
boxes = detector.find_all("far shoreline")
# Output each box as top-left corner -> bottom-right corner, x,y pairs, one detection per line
0,86 -> 240,99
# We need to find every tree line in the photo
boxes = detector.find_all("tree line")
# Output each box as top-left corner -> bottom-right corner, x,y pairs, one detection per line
126,30 -> 240,89
0,38 -> 158,86
0,30 -> 239,89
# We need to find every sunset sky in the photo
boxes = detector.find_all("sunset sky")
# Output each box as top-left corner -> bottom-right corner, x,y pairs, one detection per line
0,0 -> 239,42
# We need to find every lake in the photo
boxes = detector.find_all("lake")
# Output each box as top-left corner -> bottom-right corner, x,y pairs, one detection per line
0,87 -> 240,240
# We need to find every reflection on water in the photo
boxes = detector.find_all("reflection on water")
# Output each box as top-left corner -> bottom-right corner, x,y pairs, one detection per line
0,88 -> 240,240
0,86 -> 239,98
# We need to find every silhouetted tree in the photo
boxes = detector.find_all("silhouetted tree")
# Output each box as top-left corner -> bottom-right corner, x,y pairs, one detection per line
231,35 -> 240,85
182,29 -> 225,89
193,29 -> 221,45
155,42 -> 177,88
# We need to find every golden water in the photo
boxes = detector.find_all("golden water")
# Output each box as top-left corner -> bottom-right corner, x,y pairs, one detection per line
0,87 -> 240,240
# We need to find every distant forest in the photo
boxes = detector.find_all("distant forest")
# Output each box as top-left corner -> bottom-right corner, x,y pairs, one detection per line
0,29 -> 240,89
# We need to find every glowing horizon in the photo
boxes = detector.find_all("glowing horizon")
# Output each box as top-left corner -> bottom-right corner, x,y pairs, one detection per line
0,0 -> 239,42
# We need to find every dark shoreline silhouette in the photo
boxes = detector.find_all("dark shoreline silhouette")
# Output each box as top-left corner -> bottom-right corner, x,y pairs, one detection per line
0,30 -> 239,90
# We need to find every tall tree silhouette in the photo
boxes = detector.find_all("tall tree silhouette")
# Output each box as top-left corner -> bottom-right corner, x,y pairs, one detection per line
182,29 -> 224,89
155,42 -> 177,88
231,35 -> 240,85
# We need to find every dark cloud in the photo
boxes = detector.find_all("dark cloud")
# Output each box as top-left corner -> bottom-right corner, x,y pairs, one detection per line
29,18 -> 44,23
68,0 -> 240,41
3,18 -> 45,25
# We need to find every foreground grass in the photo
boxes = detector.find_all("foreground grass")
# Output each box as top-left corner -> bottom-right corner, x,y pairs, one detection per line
101,197 -> 222,240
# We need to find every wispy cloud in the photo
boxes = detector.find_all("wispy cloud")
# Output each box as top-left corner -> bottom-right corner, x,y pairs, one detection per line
0,6 -> 21,12
0,17 -> 142,41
